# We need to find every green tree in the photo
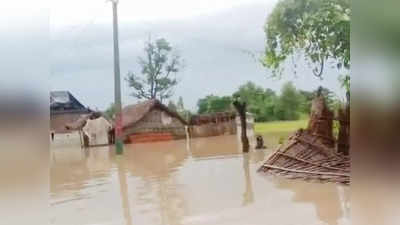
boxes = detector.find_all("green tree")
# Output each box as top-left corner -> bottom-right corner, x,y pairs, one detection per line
167,100 -> 177,112
208,96 -> 232,113
175,96 -> 191,121
262,0 -> 350,78
196,95 -> 233,114
274,82 -> 301,120
104,103 -> 116,120
233,82 -> 277,122
197,97 -> 209,114
126,37 -> 182,102
177,96 -> 184,113
298,90 -> 314,114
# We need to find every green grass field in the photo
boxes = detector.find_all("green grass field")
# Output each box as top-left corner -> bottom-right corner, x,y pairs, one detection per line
255,119 -> 308,134
254,119 -> 308,147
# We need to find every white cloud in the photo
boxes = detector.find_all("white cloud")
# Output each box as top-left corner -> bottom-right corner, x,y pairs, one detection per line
50,0 -> 276,30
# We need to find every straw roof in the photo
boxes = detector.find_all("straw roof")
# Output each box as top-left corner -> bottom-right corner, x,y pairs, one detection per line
122,99 -> 188,128
258,129 -> 350,185
65,112 -> 108,131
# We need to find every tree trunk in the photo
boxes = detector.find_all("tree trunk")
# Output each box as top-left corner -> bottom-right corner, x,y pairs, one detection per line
233,101 -> 250,153
83,133 -> 90,148
337,104 -> 350,155
307,96 -> 335,147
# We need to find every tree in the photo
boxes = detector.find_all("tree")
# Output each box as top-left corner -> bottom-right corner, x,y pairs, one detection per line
175,96 -> 191,121
233,82 -> 277,122
177,96 -> 184,113
167,100 -> 177,112
298,87 -> 337,114
233,99 -> 250,152
126,37 -> 182,102
196,95 -> 233,114
262,0 -> 350,78
274,82 -> 301,120
104,103 -> 116,120
298,90 -> 314,114
209,96 -> 232,113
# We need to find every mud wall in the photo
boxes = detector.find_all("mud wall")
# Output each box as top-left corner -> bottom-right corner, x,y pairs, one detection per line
124,109 -> 186,143
51,113 -> 90,133
190,120 -> 236,138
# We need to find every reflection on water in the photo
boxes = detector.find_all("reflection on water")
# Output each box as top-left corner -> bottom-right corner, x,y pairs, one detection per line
50,134 -> 349,225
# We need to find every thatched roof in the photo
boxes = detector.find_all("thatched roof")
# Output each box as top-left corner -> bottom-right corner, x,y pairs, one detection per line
258,129 -> 350,185
65,112 -> 108,131
258,96 -> 350,185
122,99 -> 188,128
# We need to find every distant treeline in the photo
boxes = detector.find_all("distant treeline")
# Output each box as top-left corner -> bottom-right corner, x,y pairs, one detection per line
194,81 -> 341,122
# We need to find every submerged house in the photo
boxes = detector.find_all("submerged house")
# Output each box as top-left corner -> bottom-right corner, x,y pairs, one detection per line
65,112 -> 113,147
122,99 -> 188,143
189,112 -> 237,138
50,91 -> 91,133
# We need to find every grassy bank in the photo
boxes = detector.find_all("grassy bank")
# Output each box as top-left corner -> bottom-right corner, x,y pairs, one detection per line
254,119 -> 308,147
255,119 -> 308,134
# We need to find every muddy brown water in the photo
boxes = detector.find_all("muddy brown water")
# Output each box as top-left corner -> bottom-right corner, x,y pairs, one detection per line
50,133 -> 349,225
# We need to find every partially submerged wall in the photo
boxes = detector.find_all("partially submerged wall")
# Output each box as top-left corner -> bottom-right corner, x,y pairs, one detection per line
189,112 -> 237,138
190,120 -> 236,138
51,112 -> 90,133
124,109 -> 186,143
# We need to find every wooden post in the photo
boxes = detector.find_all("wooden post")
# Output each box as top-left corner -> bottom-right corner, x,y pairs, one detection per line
307,96 -> 335,147
83,132 -> 90,148
78,130 -> 83,148
233,100 -> 249,153
337,104 -> 350,155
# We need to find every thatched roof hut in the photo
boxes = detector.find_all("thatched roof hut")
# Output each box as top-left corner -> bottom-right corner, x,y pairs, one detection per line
122,99 -> 187,128
122,99 -> 188,143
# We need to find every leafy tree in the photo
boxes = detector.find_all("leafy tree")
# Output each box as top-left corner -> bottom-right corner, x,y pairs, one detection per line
104,103 -> 116,120
126,37 -> 182,102
175,96 -> 191,121
197,97 -> 209,114
196,95 -> 233,114
298,90 -> 314,114
262,0 -> 350,78
274,82 -> 301,120
314,87 -> 337,110
167,100 -> 177,112
208,96 -> 233,113
298,87 -> 338,114
177,96 -> 184,113
233,82 -> 277,122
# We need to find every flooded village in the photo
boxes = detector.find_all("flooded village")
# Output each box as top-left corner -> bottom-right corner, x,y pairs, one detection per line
50,0 -> 350,224
50,90 -> 350,225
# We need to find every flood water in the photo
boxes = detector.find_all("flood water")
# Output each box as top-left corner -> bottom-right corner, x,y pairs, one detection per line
50,134 -> 350,225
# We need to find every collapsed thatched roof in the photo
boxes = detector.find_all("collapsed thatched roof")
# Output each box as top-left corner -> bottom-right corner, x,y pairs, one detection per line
122,99 -> 188,128
65,112 -> 108,130
258,129 -> 350,185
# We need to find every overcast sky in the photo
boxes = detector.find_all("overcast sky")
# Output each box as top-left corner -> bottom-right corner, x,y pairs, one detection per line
49,0 -> 346,111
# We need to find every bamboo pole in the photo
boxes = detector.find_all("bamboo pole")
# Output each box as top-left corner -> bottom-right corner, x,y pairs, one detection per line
261,164 -> 349,177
